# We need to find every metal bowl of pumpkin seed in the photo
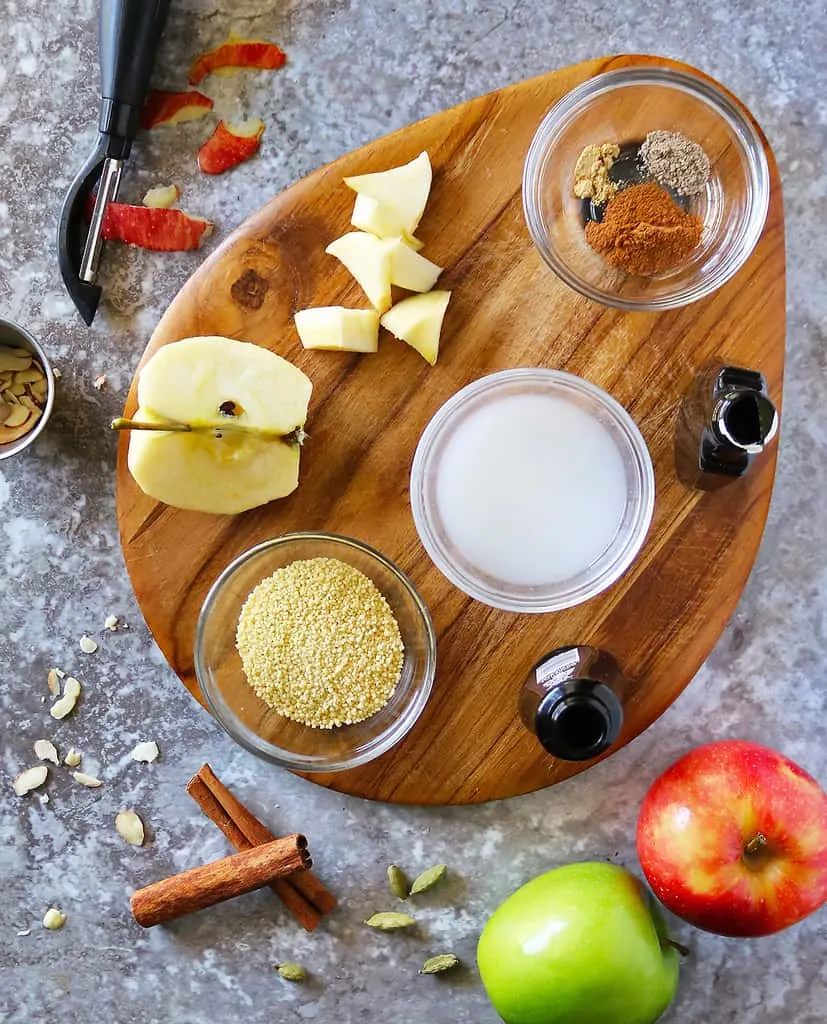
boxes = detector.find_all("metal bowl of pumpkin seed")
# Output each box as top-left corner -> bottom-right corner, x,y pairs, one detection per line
0,318 -> 55,460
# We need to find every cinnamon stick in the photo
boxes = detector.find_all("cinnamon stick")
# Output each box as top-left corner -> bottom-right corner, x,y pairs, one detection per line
187,774 -> 322,930
131,834 -> 310,928
194,764 -> 338,916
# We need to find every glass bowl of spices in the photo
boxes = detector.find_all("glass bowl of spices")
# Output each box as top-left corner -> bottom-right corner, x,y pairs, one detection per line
522,65 -> 770,310
195,532 -> 437,772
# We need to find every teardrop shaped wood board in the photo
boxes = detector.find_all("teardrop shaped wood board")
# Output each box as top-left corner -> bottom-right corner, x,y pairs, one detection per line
117,54 -> 784,805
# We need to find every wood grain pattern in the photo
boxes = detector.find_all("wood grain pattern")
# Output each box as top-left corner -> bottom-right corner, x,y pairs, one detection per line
116,55 -> 785,805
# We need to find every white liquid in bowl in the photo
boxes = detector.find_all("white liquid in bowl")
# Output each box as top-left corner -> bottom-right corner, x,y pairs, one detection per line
434,393 -> 629,587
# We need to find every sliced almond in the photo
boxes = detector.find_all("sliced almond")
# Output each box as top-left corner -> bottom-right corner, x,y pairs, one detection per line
104,614 -> 119,631
72,771 -> 102,788
14,367 -> 42,386
47,668 -> 61,696
79,635 -> 98,654
13,765 -> 49,796
50,677 -> 81,720
131,741 -> 159,764
52,367 -> 62,379
3,402 -> 30,428
115,811 -> 145,846
64,748 -> 82,768
42,908 -> 66,930
34,739 -> 59,765
0,349 -> 32,372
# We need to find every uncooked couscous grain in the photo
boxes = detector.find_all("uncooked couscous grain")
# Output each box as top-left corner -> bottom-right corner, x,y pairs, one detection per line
236,557 -> 404,729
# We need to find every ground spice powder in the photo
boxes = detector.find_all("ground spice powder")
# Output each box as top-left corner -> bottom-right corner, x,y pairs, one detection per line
585,182 -> 703,276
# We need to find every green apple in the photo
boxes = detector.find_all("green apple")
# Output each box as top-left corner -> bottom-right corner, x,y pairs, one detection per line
477,863 -> 680,1024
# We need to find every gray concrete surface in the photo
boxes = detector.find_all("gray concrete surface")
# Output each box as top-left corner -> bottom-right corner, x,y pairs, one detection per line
1,1 -> 825,1021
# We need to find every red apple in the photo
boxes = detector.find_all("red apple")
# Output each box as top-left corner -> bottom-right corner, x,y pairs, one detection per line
637,740 -> 827,937
197,119 -> 264,175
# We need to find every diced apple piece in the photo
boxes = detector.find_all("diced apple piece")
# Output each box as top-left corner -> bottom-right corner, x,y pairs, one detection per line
143,185 -> 181,209
128,413 -> 301,515
386,238 -> 442,292
99,203 -> 213,251
350,196 -> 424,247
189,38 -> 287,85
137,336 -> 311,435
197,119 -> 265,175
345,152 -> 432,237
141,89 -> 213,129
295,307 -> 379,353
380,291 -> 451,366
325,232 -> 393,313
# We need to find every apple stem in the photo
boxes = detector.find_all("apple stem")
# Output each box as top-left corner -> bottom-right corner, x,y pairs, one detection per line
664,938 -> 691,958
110,417 -> 306,446
744,832 -> 768,856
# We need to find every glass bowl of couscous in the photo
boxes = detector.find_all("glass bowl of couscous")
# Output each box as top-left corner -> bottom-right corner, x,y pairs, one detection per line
195,532 -> 437,772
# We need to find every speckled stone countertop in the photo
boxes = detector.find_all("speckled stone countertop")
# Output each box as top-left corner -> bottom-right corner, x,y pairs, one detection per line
1,1 -> 825,1021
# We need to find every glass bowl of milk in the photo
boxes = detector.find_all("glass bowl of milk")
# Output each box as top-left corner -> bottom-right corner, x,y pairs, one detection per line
410,369 -> 655,613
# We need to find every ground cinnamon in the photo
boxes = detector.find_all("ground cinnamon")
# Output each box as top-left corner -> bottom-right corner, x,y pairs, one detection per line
585,182 -> 702,276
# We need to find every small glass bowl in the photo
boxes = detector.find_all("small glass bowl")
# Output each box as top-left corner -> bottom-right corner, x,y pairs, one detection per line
410,369 -> 655,613
522,65 -> 770,310
195,532 -> 436,773
0,318 -> 55,461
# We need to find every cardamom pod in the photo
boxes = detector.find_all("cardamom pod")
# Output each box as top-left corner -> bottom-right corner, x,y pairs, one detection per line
410,863 -> 447,895
364,911 -> 416,931
419,954 -> 461,975
387,864 -> 410,900
275,962 -> 307,982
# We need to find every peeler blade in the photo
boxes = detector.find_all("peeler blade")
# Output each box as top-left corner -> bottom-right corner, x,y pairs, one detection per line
57,144 -> 107,326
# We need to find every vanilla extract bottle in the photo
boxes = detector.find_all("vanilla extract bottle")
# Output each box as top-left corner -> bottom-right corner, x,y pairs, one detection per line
519,646 -> 628,761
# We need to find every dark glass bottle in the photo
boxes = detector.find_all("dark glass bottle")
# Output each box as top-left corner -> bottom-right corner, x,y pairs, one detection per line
675,364 -> 778,490
519,646 -> 627,761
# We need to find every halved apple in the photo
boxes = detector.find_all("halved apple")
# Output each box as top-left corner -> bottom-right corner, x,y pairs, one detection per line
127,336 -> 312,515
380,291 -> 451,366
295,307 -> 379,353
386,238 -> 442,292
325,232 -> 392,312
345,152 -> 432,237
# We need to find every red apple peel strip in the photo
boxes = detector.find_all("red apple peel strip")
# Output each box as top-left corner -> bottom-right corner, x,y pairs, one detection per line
197,119 -> 265,175
189,39 -> 286,85
141,89 -> 213,130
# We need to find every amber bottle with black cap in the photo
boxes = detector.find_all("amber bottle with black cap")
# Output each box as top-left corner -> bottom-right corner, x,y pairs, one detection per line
519,646 -> 628,761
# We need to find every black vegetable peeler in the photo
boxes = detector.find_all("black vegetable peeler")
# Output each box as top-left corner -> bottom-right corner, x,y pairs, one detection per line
58,0 -> 171,325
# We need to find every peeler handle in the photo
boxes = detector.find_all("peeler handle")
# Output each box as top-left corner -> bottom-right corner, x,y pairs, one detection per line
98,0 -> 171,157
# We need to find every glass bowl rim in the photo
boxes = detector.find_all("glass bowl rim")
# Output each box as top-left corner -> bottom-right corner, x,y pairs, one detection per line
410,368 -> 656,613
521,64 -> 771,312
194,531 -> 437,773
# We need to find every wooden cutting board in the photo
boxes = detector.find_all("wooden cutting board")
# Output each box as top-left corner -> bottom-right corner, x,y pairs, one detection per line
116,54 -> 785,805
